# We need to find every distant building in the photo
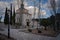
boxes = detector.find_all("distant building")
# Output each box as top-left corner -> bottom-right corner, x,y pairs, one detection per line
15,0 -> 32,28
32,19 -> 39,28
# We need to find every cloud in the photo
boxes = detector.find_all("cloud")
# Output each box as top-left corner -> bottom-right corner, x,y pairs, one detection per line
41,10 -> 46,15
25,6 -> 38,18
56,0 -> 60,8
0,0 -> 47,21
47,0 -> 60,9
0,1 -> 10,15
25,6 -> 46,18
0,1 -> 11,22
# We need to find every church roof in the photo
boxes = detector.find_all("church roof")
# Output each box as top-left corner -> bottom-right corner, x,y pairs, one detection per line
17,8 -> 28,11
16,8 -> 32,16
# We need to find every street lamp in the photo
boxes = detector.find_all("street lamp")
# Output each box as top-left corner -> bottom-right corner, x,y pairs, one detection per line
7,9 -> 11,38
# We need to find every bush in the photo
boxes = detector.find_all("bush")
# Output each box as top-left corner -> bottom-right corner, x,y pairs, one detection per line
28,29 -> 32,32
38,29 -> 42,33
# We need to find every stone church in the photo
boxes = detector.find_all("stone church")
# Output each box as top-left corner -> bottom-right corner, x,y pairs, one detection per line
15,0 -> 32,28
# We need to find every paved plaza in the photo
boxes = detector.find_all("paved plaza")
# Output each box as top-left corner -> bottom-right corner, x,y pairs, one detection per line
0,28 -> 60,40
0,23 -> 60,40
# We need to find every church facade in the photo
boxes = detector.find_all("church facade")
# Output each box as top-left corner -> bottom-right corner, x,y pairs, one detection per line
15,1 -> 32,28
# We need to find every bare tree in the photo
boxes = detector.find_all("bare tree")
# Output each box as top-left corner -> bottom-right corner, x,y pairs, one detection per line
50,0 -> 57,31
38,0 -> 41,28
30,0 -> 36,28
50,0 -> 56,15
30,0 -> 41,28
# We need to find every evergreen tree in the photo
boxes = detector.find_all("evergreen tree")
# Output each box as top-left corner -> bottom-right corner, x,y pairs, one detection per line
10,4 -> 12,25
0,16 -> 2,23
4,7 -> 9,24
40,19 -> 51,30
13,7 -> 15,25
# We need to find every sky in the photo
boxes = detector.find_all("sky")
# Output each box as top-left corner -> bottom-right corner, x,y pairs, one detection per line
0,0 -> 60,22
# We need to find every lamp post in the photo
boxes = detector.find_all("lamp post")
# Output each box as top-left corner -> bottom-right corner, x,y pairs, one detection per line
7,9 -> 11,38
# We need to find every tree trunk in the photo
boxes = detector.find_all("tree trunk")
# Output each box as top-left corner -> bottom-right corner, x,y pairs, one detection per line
44,26 -> 47,30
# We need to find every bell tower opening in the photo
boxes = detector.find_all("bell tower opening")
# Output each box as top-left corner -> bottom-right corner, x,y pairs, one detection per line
21,0 -> 24,9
